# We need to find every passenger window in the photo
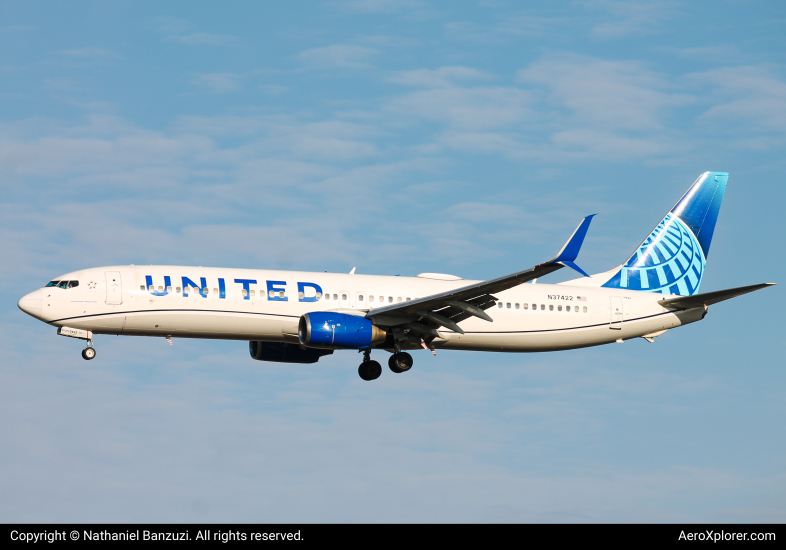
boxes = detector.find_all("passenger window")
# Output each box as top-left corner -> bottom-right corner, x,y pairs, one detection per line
523,303 -> 528,310
279,291 -> 285,298
242,289 -> 248,297
565,305 -> 570,312
250,290 -> 255,297
515,303 -> 519,309
369,295 -> 374,302
389,297 -> 393,303
379,296 -> 383,302
316,292 -> 322,299
583,306 -> 587,313
398,297 -> 402,303
359,295 -> 364,301
176,287 -> 181,293
334,294 -> 338,300
213,288 -> 217,295
558,305 -> 562,311
299,292 -> 305,299
507,303 -> 511,308
342,294 -> 347,300
406,297 -> 410,301
167,286 -> 173,293
540,304 -> 545,311
549,305 -> 554,311
140,285 -> 145,291
324,293 -> 330,300
498,302 -> 503,308
158,286 -> 163,292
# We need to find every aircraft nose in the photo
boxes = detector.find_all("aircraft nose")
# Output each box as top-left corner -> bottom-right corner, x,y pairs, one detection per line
18,289 -> 43,319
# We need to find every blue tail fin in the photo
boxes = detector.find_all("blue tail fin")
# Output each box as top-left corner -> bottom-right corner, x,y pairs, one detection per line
602,172 -> 728,296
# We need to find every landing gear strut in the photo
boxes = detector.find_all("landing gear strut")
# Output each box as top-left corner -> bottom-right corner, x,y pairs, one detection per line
81,340 -> 96,360
388,352 -> 413,373
358,349 -> 381,381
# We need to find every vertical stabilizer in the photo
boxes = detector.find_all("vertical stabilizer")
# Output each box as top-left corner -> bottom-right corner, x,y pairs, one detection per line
601,172 -> 728,296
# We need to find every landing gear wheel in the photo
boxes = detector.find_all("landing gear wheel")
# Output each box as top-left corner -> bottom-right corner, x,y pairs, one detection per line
389,352 -> 412,373
358,360 -> 382,381
388,354 -> 403,373
82,347 -> 96,360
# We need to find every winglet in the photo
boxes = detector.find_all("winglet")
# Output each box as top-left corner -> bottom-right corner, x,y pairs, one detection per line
549,215 -> 595,277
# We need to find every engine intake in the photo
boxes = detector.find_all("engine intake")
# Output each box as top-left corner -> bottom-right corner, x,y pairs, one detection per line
249,341 -> 333,364
299,312 -> 386,349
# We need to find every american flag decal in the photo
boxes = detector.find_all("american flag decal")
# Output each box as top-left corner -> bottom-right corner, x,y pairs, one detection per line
577,296 -> 586,301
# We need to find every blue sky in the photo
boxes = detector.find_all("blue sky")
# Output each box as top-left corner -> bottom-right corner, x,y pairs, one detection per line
1,1 -> 784,522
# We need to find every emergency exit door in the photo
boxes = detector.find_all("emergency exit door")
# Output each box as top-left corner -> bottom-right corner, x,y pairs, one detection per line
105,271 -> 123,305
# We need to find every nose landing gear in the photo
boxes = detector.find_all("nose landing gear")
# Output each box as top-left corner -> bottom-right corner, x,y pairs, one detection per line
81,340 -> 96,360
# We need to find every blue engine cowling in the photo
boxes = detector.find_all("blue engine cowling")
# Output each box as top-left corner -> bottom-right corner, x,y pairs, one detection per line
298,312 -> 387,349
249,341 -> 333,364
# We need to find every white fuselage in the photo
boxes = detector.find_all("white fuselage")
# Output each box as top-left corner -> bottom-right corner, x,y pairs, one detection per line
26,266 -> 704,352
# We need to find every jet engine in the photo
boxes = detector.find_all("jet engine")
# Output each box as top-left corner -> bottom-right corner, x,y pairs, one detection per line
298,312 -> 386,349
249,341 -> 333,364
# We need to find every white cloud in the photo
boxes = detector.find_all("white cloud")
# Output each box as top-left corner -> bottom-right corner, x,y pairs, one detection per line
298,45 -> 379,69
389,66 -> 491,88
580,0 -> 679,38
189,73 -> 243,93
154,17 -> 236,46
56,48 -> 116,58
692,66 -> 786,132
519,55 -> 690,131
328,0 -> 426,14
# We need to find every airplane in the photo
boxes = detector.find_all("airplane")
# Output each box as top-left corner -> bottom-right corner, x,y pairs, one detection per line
17,171 -> 774,381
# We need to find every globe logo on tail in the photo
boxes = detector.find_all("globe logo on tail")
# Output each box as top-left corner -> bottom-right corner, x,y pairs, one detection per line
603,213 -> 705,296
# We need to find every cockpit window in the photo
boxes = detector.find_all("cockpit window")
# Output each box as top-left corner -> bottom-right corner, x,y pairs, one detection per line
46,280 -> 79,288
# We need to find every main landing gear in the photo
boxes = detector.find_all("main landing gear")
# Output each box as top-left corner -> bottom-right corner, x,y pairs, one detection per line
81,340 -> 96,360
358,349 -> 382,381
388,352 -> 413,374
358,349 -> 414,380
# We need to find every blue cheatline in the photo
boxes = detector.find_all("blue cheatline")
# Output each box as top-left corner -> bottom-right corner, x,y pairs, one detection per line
602,171 -> 728,296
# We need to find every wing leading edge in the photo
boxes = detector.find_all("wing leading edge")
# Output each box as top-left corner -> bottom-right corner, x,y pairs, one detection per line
366,215 -> 596,340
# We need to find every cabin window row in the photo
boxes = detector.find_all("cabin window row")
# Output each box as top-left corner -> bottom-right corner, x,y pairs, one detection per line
498,301 -> 588,313
323,294 -> 414,303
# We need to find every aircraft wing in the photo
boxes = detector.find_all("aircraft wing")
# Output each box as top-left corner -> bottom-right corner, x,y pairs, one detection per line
366,215 -> 595,338
658,283 -> 775,310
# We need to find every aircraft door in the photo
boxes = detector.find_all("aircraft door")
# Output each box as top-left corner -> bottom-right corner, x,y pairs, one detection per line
609,296 -> 622,329
339,290 -> 350,309
105,271 -> 123,305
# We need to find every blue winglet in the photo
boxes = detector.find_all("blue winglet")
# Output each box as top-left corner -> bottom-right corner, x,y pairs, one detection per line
549,214 -> 595,277
558,260 -> 590,277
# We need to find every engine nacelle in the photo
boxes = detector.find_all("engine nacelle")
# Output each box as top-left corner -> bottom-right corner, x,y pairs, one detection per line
298,312 -> 386,349
249,341 -> 333,364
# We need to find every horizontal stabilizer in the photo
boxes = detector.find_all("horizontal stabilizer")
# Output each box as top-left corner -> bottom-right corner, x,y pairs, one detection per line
658,283 -> 775,310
